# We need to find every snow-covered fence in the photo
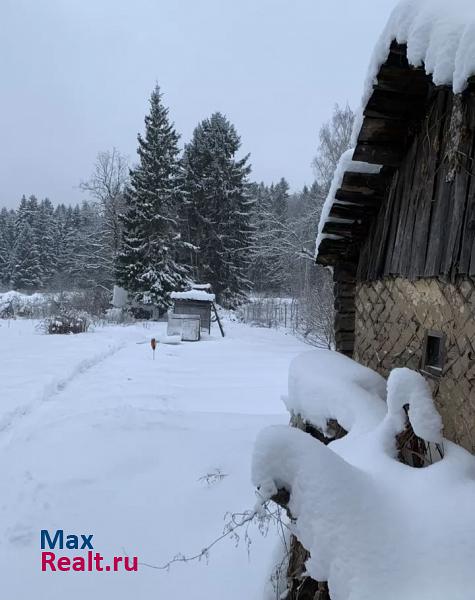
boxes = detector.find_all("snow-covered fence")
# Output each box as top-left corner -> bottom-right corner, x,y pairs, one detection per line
238,295 -> 334,349
0,291 -> 54,319
0,289 -> 113,322
237,298 -> 298,330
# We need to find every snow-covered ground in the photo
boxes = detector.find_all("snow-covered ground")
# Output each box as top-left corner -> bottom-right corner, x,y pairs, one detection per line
0,318 -> 307,599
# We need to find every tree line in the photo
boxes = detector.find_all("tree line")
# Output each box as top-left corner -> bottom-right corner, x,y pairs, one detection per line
0,84 -> 354,311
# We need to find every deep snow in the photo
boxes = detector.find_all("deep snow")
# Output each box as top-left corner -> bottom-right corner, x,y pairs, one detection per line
253,350 -> 475,600
0,318 -> 307,599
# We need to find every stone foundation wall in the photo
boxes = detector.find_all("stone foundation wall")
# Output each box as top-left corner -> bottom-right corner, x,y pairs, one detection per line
354,277 -> 475,453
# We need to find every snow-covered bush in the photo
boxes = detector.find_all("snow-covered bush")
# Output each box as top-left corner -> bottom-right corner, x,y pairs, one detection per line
42,312 -> 91,335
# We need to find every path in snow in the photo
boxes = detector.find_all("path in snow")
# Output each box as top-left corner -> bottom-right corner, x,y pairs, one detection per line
0,319 -> 308,600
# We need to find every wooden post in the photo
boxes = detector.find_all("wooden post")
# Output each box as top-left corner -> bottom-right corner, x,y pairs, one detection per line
211,303 -> 225,337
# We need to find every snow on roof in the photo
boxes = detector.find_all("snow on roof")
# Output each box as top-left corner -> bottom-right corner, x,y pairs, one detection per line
253,353 -> 475,600
170,290 -> 216,302
315,149 -> 382,257
352,0 -> 475,145
317,0 -> 475,260
191,283 -> 212,290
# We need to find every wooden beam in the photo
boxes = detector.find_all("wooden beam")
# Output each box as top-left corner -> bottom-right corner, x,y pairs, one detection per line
352,142 -> 404,167
322,221 -> 368,240
358,117 -> 408,144
376,64 -> 430,95
329,204 -> 373,221
318,238 -> 349,251
334,189 -> 382,207
340,172 -> 386,195
364,90 -> 427,120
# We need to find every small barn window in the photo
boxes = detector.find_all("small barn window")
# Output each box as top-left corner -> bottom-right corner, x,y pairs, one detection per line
421,331 -> 446,377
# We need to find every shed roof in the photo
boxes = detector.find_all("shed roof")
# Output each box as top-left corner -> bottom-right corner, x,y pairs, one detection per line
171,290 -> 216,302
316,0 -> 475,266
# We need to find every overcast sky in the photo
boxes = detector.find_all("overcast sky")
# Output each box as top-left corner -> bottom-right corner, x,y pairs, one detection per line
0,0 -> 398,208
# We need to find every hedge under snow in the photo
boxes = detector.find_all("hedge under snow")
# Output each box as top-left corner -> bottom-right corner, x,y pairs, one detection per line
252,350 -> 475,600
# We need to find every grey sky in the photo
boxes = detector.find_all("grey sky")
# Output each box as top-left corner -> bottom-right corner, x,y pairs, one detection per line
0,0 -> 398,208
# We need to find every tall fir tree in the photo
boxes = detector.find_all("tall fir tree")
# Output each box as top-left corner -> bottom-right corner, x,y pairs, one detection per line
180,112 -> 253,308
271,178 -> 289,222
36,198 -> 57,287
116,86 -> 189,310
12,221 -> 43,290
11,196 -> 43,289
0,208 -> 16,286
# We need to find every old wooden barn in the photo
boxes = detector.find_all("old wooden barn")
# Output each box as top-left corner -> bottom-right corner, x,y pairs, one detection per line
317,39 -> 475,451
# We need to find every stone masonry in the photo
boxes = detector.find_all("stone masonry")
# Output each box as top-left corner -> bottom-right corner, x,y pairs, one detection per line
354,277 -> 475,453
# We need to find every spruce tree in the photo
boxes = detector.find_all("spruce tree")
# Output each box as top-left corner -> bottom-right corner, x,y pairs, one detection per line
271,178 -> 289,222
180,112 -> 252,308
12,221 -> 43,290
116,85 -> 188,310
36,198 -> 56,287
0,208 -> 15,286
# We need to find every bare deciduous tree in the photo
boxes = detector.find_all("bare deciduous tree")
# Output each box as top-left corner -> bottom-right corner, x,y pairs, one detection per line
312,103 -> 355,191
80,148 -> 129,256
246,104 -> 354,348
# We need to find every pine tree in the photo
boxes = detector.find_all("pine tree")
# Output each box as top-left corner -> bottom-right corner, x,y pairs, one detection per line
116,86 -> 189,310
180,112 -> 252,307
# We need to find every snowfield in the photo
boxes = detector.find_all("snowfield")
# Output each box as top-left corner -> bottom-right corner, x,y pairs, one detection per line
0,318 -> 307,599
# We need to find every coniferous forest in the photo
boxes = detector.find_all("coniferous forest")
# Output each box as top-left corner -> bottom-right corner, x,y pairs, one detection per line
0,85 -> 353,313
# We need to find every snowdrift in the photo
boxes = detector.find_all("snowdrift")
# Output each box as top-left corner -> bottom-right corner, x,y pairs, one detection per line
253,350 -> 475,600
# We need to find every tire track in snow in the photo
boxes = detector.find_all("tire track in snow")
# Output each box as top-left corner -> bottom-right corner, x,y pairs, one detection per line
0,339 -> 128,443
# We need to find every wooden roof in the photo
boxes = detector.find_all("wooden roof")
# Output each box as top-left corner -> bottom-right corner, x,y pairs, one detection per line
317,41 -> 434,267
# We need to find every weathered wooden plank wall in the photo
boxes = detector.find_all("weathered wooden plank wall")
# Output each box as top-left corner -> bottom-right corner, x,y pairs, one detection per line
357,86 -> 475,282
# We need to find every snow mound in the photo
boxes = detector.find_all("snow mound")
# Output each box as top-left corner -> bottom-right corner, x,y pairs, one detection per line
315,149 -> 382,255
285,349 -> 387,437
353,0 -> 475,144
253,353 -> 475,600
387,367 -> 443,443
170,290 -> 216,302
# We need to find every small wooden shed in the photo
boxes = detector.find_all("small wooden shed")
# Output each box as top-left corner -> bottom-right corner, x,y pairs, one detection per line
170,286 -> 216,334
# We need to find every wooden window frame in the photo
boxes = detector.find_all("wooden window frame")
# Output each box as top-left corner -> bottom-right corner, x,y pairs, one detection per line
420,330 -> 446,378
